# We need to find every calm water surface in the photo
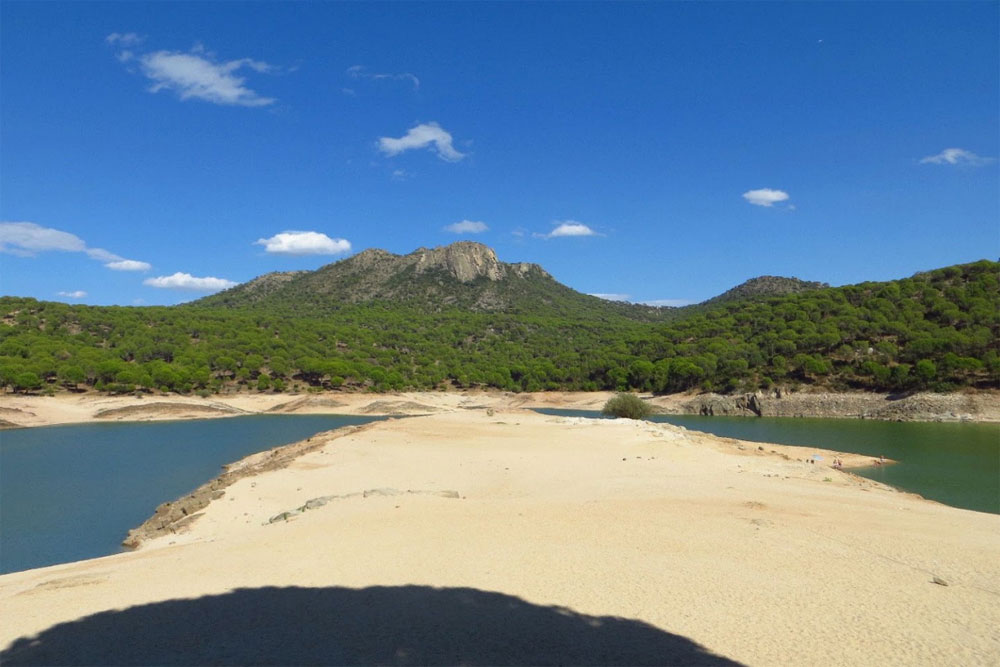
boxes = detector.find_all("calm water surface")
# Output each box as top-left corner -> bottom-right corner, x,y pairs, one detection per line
535,409 -> 1000,516
0,415 -> 383,574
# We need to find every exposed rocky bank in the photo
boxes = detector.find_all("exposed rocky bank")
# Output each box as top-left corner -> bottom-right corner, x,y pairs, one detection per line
662,390 -> 1000,422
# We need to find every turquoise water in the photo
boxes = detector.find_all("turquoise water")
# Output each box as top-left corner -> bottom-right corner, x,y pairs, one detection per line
0,415 -> 383,574
534,409 -> 1000,516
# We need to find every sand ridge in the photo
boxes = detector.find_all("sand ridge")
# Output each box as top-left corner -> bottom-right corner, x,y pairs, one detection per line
1,409 -> 998,665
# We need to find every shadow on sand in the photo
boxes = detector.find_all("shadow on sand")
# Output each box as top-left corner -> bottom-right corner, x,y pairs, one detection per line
1,584 -> 742,666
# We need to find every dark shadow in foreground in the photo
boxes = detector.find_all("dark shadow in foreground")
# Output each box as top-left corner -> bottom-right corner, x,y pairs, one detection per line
1,585 -> 743,666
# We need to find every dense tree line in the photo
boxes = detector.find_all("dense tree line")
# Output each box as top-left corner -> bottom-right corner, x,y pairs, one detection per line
1,260 -> 996,396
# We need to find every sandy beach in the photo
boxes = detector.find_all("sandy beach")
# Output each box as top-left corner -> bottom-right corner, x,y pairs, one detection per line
1,406 -> 998,665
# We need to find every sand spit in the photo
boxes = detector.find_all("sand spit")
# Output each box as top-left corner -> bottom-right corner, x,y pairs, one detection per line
1,410 -> 998,666
124,417 -> 891,549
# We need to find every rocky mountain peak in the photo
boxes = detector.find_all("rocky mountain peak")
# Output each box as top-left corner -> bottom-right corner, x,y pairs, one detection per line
412,242 -> 505,283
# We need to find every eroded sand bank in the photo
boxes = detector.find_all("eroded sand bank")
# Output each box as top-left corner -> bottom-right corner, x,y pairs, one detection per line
3,388 -> 998,429
1,410 -> 997,666
0,390 -> 614,428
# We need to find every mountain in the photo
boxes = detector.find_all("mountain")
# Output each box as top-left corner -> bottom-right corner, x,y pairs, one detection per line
699,275 -> 829,307
195,241 -> 674,320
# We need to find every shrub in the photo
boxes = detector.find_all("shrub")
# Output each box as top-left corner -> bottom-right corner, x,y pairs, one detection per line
601,392 -> 654,419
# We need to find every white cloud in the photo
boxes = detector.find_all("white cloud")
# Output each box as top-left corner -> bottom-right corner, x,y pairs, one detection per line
105,259 -> 152,271
378,122 -> 465,162
85,247 -> 121,262
640,298 -> 695,307
590,293 -> 693,307
136,48 -> 276,107
0,221 -> 87,255
347,65 -> 420,90
742,188 -> 790,207
540,221 -> 598,238
57,290 -> 87,299
919,148 -> 995,167
106,32 -> 143,46
0,221 -> 149,270
254,231 -> 352,255
444,220 -> 488,234
143,272 -> 237,291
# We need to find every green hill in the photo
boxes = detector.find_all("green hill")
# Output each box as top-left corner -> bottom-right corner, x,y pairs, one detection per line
0,256 -> 996,396
700,275 -> 829,306
195,242 -> 675,321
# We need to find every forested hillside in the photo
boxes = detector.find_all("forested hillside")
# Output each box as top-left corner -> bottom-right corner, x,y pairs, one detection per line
195,242 -> 676,321
1,260 -> 996,396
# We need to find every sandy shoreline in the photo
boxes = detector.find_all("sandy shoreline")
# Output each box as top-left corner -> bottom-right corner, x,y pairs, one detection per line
2,409 -> 998,665
0,389 -> 615,428
2,388 -> 999,429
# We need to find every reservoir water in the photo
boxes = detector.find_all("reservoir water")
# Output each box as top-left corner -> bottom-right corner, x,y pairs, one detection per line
0,415 -> 383,575
536,409 -> 1000,516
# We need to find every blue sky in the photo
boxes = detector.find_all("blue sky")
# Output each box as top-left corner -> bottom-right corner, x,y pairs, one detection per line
2,2 -> 997,306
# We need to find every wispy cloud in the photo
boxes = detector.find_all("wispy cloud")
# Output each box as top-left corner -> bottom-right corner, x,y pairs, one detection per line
0,221 -> 149,270
139,49 -> 277,106
57,290 -> 87,299
143,272 -> 237,291
105,259 -> 152,271
444,220 -> 488,234
742,188 -> 790,207
0,221 -> 88,256
105,32 -> 143,46
108,34 -> 278,107
537,221 -> 599,239
347,65 -> 420,91
919,148 -> 995,167
254,231 -> 352,255
378,122 -> 465,162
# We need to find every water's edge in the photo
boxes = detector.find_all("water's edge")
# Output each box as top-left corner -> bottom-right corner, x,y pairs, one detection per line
121,421 -> 385,549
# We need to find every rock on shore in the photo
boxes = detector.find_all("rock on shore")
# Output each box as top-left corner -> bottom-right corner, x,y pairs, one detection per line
668,390 -> 998,421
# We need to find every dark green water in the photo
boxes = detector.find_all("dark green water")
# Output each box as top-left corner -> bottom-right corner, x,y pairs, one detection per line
0,415 -> 383,574
535,409 -> 1000,516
